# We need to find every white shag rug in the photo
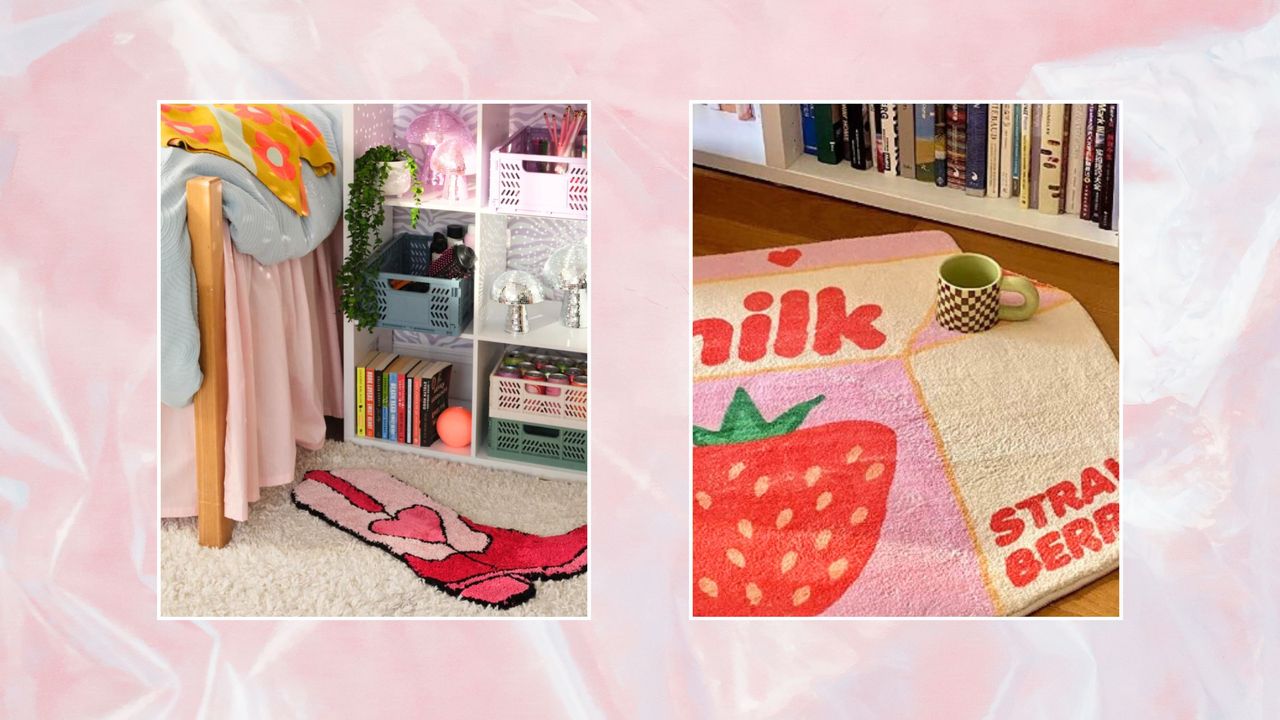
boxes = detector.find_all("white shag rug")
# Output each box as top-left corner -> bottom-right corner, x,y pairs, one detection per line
160,440 -> 588,617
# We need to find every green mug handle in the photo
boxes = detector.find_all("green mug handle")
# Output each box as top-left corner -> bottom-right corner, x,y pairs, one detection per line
998,276 -> 1040,321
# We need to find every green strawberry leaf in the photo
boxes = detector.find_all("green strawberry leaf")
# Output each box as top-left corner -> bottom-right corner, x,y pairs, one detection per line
693,387 -> 825,446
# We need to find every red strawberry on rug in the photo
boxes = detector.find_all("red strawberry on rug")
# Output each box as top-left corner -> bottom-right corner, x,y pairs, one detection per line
693,388 -> 896,616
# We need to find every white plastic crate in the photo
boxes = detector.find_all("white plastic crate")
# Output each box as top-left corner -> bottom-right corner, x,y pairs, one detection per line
487,348 -> 587,431
488,127 -> 588,219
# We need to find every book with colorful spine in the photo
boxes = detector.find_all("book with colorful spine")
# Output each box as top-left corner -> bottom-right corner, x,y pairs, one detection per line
933,104 -> 947,187
879,103 -> 898,175
1037,104 -> 1067,214
945,104 -> 966,190
915,104 -> 936,183
986,103 -> 1001,197
801,104 -> 817,155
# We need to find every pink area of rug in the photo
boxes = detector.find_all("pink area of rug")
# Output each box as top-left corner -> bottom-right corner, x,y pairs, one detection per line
293,468 -> 587,609
692,231 -> 1118,617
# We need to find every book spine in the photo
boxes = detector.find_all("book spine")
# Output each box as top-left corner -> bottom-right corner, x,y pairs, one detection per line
355,364 -> 365,438
389,371 -> 398,442
1109,144 -> 1120,231
381,370 -> 390,440
365,365 -> 375,438
1099,103 -> 1118,230
858,104 -> 873,170
834,105 -> 846,163
374,368 -> 383,439
933,104 -> 947,187
801,104 -> 817,155
1011,103 -> 1022,197
1028,104 -> 1043,209
412,378 -> 420,446
398,373 -> 407,443
1081,104 -> 1097,220
840,104 -> 857,169
405,377 -> 413,445
1018,104 -> 1032,208
897,104 -> 915,177
915,104 -> 936,182
419,375 -> 430,446
1110,163 -> 1119,231
860,104 -> 875,169
427,370 -> 450,446
1065,103 -> 1087,215
873,104 -> 884,172
986,104 -> 1001,197
1090,104 -> 1108,223
965,104 -> 987,196
1038,104 -> 1066,214
881,104 -> 898,174
999,104 -> 1014,197
946,104 -> 966,189
421,372 -> 439,446
815,104 -> 838,164
1060,104 -> 1072,214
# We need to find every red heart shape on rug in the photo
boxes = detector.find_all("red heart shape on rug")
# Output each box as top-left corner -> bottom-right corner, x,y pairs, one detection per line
768,248 -> 801,267
370,505 -> 447,544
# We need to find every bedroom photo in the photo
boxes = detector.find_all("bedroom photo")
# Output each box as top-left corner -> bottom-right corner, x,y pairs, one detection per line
159,102 -> 590,617
691,102 -> 1119,617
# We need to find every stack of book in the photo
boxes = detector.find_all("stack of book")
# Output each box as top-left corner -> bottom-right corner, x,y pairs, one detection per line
355,352 -> 453,447
800,103 -> 1119,231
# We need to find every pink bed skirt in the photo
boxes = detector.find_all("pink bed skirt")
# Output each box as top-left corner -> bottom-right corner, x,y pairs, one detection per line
161,227 -> 343,522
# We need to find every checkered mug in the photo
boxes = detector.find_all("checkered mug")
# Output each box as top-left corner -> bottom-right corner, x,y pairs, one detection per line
936,253 -> 1039,333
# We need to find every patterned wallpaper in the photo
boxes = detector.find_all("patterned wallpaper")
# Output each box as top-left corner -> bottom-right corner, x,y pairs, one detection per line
509,103 -> 587,136
504,215 -> 586,302
354,104 -> 393,156
383,104 -> 588,346
391,104 -> 478,201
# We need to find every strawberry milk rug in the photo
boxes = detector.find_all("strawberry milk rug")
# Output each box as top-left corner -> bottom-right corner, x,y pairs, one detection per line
692,231 -> 1119,616
293,469 -> 587,609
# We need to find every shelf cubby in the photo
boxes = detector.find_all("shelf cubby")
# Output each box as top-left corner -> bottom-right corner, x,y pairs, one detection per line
340,103 -> 590,482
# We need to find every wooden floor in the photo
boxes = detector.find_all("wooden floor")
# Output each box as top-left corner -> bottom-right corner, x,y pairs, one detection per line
693,168 -> 1119,617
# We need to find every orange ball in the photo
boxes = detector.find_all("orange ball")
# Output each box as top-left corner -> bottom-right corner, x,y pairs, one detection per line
436,406 -> 472,448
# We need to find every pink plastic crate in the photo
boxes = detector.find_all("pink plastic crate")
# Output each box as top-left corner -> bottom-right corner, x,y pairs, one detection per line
487,348 -> 587,431
488,127 -> 588,219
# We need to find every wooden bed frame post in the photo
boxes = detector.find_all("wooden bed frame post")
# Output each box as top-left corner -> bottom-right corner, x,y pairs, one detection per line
186,177 -> 235,548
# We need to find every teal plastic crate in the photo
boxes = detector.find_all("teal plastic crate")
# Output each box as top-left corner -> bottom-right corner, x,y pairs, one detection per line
373,233 -> 474,336
487,417 -> 587,472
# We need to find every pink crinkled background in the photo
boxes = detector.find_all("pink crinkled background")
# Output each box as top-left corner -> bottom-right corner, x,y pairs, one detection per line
1,1 -> 1279,716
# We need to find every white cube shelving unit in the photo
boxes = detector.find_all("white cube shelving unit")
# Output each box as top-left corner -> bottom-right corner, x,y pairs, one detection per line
340,102 -> 589,482
693,104 -> 1119,262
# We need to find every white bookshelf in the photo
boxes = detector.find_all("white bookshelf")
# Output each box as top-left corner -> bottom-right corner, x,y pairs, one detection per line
381,195 -> 478,214
339,103 -> 589,482
694,104 -> 1119,263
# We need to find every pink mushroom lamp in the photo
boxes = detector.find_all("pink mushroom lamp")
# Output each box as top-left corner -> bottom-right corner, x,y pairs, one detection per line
406,109 -> 466,187
431,135 -> 476,202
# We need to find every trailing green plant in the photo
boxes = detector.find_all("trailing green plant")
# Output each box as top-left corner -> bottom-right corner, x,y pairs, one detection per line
338,145 -> 425,330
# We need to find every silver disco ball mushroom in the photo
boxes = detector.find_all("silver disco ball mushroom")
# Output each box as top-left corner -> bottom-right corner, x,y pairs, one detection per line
543,243 -> 588,329
491,270 -> 546,333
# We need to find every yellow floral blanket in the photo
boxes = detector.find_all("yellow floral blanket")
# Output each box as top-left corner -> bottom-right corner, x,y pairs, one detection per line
161,104 -> 336,215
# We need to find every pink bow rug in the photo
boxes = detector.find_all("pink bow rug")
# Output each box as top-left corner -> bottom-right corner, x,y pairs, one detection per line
293,469 -> 587,609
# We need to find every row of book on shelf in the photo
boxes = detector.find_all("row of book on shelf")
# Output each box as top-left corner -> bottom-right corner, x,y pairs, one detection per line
801,103 -> 1118,230
356,352 -> 453,447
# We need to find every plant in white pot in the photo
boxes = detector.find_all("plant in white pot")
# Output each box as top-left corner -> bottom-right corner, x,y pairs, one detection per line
338,145 -> 425,330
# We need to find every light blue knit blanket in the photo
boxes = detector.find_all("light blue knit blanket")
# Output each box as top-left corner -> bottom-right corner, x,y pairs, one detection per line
160,104 -> 342,407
